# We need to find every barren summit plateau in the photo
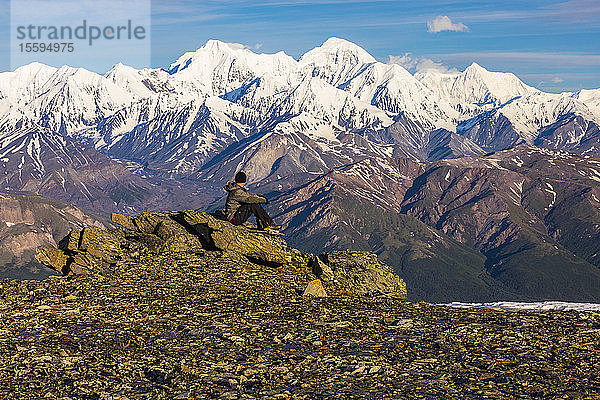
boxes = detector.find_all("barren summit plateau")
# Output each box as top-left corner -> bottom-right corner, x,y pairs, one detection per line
0,211 -> 597,398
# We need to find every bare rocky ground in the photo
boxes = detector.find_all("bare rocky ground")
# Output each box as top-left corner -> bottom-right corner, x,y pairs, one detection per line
0,211 -> 599,399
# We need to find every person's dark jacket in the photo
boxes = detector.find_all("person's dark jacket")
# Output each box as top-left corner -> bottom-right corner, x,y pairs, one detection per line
224,182 -> 267,220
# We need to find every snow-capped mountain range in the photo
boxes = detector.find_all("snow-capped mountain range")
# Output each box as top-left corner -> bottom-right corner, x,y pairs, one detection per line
1,37 -> 599,191
3,38 -> 600,301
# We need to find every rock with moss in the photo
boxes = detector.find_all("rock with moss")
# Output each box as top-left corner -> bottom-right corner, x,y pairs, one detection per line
303,279 -> 328,297
320,251 -> 407,298
35,210 -> 406,299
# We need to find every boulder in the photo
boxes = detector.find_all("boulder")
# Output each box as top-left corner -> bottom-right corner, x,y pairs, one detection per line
35,210 -> 407,299
110,213 -> 136,231
303,279 -> 327,297
34,248 -> 70,275
320,251 -> 407,298
153,218 -> 204,254
78,227 -> 127,263
58,230 -> 81,252
180,211 -> 290,266
309,255 -> 334,281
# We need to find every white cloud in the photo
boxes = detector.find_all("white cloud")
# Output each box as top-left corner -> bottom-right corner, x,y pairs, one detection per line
551,77 -> 564,83
388,53 -> 458,74
227,43 -> 264,51
388,53 -> 418,70
427,15 -> 470,33
415,58 -> 458,74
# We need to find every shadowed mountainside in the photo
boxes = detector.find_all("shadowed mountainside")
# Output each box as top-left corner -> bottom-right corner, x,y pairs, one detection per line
273,145 -> 600,302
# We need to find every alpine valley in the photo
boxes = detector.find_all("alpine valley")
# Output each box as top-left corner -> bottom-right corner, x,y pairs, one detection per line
2,38 -> 600,302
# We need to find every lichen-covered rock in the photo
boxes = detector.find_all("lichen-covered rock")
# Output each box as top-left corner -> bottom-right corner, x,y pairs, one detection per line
320,251 -> 407,298
303,279 -> 327,297
35,210 -> 406,299
78,227 -> 127,263
130,211 -> 172,234
58,230 -> 81,252
154,218 -> 204,254
309,255 -> 334,281
34,248 -> 69,275
69,253 -> 106,275
181,211 -> 290,265
110,213 -> 136,230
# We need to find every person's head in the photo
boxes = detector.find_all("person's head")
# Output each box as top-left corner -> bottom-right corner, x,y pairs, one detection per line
235,171 -> 247,186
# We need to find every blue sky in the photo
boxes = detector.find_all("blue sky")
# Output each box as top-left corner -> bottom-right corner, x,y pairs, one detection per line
1,0 -> 599,92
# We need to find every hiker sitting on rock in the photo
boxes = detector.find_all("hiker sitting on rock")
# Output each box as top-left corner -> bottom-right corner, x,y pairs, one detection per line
224,171 -> 281,231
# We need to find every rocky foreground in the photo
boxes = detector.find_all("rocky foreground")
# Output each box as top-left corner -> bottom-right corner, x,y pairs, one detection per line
0,211 -> 599,399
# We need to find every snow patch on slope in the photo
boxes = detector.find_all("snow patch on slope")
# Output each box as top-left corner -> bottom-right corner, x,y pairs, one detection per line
444,301 -> 600,312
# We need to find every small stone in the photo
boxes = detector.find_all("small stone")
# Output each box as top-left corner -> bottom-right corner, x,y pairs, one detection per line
303,279 -> 327,297
351,366 -> 366,375
271,366 -> 289,374
220,391 -> 237,400
397,319 -> 413,328
369,366 -> 382,374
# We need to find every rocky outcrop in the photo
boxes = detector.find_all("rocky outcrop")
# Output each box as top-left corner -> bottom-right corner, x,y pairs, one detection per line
5,234 -> 600,399
319,251 -> 407,296
0,192 -> 109,280
35,210 -> 407,299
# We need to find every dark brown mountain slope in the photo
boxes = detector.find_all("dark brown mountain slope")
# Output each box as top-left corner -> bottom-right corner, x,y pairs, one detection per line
273,145 -> 600,302
0,124 -> 212,215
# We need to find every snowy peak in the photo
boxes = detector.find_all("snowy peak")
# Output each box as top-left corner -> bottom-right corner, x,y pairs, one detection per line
168,40 -> 255,73
104,62 -> 169,98
299,37 -> 376,86
463,62 -> 536,96
169,39 -> 298,77
6,62 -> 58,80
575,88 -> 600,117
166,40 -> 299,97
463,62 -> 486,74
305,37 -> 376,64
0,62 -> 58,105
105,62 -> 139,79
418,62 -> 537,107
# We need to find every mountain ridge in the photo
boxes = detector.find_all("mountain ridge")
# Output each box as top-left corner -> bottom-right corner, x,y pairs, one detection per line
271,144 -> 600,302
2,37 -> 599,185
